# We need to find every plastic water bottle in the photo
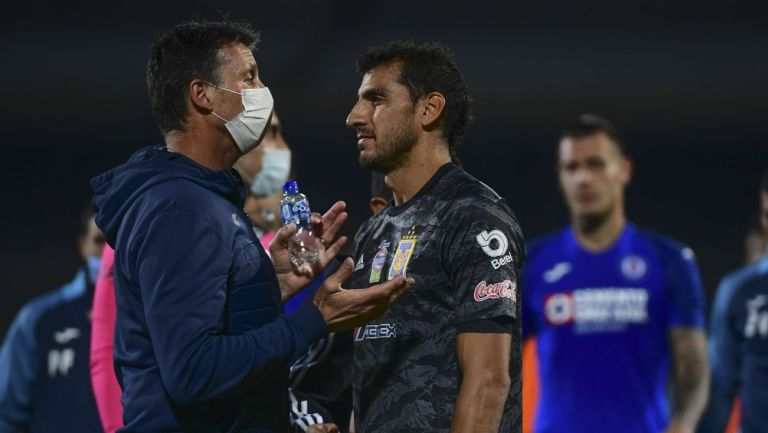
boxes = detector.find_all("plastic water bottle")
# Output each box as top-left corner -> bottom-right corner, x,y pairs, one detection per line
280,181 -> 319,267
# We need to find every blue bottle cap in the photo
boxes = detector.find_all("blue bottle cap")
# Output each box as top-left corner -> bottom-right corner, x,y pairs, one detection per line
283,181 -> 299,195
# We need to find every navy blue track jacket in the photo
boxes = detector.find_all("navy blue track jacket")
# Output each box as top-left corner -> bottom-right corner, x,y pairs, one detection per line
91,146 -> 328,433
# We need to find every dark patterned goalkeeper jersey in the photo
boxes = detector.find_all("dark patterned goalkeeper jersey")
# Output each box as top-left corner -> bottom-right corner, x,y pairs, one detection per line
349,163 -> 525,433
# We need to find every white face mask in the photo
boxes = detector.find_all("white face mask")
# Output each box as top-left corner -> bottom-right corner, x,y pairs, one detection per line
210,84 -> 274,154
251,148 -> 292,197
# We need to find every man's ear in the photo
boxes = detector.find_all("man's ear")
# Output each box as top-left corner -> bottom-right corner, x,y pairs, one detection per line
189,79 -> 214,112
369,197 -> 389,215
620,156 -> 633,186
419,92 -> 446,130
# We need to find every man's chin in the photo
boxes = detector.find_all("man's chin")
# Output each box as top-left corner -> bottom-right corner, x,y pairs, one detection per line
573,208 -> 612,229
359,155 -> 388,173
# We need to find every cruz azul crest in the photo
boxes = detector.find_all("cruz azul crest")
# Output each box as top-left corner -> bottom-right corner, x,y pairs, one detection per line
387,226 -> 418,280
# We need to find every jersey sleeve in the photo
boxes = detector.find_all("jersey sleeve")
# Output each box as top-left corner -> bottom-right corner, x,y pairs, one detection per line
441,201 -> 524,327
0,302 -> 41,432
664,246 -> 706,329
697,272 -> 742,433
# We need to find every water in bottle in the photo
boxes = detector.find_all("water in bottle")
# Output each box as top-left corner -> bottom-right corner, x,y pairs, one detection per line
280,181 -> 320,267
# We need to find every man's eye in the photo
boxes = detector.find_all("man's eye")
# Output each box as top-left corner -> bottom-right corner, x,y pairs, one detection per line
587,160 -> 606,170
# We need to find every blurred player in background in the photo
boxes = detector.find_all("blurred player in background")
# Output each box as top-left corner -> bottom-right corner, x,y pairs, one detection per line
0,208 -> 105,432
521,114 -> 709,433
698,168 -> 768,433
742,216 -> 766,265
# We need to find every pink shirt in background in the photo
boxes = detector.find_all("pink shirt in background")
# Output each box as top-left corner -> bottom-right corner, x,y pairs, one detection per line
89,245 -> 122,433
259,230 -> 276,253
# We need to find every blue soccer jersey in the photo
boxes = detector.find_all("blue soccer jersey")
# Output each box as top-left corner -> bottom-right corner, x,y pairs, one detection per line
522,223 -> 705,433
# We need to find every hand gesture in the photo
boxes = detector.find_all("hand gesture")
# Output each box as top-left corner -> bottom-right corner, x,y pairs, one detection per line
307,423 -> 340,433
314,257 -> 415,332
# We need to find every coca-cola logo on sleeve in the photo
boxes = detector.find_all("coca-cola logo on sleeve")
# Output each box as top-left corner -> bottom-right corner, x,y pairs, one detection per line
474,279 -> 517,302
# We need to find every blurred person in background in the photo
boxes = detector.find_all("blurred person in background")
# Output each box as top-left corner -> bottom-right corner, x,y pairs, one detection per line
90,243 -> 120,433
742,215 -> 766,265
697,168 -> 768,433
346,40 -> 525,433
521,114 -> 709,433
90,20 -> 411,433
237,110 -> 291,243
0,208 -> 105,432
367,172 -> 393,215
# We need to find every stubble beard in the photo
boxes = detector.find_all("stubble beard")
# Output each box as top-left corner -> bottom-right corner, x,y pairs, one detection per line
359,123 -> 418,174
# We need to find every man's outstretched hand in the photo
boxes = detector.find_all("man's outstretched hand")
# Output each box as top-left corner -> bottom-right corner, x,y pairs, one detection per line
313,257 -> 414,332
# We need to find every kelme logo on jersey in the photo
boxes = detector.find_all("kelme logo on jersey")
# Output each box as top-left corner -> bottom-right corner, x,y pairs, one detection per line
543,262 -> 572,283
476,229 -> 513,270
369,240 -> 390,283
354,323 -> 397,341
474,279 -> 517,302
387,227 -> 417,280
53,327 -> 81,344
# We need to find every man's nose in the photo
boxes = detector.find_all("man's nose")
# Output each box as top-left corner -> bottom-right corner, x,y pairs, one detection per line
574,167 -> 594,184
346,101 -> 365,128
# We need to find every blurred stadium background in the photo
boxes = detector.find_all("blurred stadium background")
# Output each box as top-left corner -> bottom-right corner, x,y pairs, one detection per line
1,0 -> 766,334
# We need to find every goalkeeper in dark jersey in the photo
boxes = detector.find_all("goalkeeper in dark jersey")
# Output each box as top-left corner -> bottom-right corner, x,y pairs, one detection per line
344,41 -> 525,433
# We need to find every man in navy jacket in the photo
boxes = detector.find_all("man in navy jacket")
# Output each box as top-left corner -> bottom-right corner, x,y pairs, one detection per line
90,20 -> 412,433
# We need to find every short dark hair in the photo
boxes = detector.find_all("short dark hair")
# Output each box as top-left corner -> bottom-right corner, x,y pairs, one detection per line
356,40 -> 474,161
561,114 -> 626,156
371,172 -> 392,200
147,20 -> 260,134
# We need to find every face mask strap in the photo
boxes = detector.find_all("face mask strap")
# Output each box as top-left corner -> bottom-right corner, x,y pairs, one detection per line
211,111 -> 230,123
206,81 -> 242,96
207,82 -> 248,124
